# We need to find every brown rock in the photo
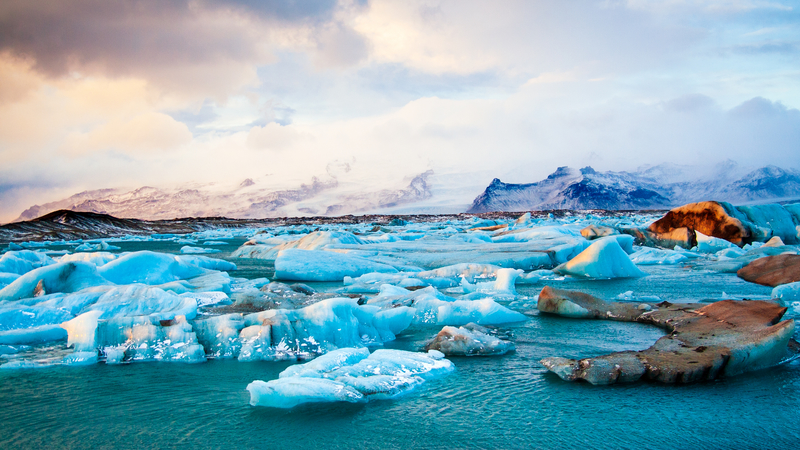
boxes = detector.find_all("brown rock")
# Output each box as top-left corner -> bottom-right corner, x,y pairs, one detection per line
622,227 -> 695,249
737,254 -> 800,287
648,201 -> 749,245
538,287 -> 797,384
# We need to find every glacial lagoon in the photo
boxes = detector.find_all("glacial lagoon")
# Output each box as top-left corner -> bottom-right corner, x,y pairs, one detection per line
1,214 -> 798,449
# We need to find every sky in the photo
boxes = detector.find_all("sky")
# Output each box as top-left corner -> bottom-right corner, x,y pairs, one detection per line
1,0 -> 799,222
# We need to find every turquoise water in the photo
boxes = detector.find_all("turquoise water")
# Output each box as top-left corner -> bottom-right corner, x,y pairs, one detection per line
1,240 -> 797,449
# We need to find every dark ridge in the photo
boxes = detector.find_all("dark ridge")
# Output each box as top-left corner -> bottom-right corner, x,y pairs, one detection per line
0,209 -> 665,245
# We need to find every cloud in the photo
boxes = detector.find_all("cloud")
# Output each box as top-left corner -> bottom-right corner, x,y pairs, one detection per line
664,93 -> 717,112
0,1 -> 798,223
246,123 -> 310,150
63,112 -> 192,155
0,0 -> 367,99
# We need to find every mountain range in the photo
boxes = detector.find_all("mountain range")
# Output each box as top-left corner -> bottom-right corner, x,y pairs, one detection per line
10,161 -> 800,222
14,171 -> 434,222
468,163 -> 800,213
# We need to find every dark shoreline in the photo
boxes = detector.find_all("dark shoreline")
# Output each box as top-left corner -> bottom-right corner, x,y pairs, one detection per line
0,208 -> 666,244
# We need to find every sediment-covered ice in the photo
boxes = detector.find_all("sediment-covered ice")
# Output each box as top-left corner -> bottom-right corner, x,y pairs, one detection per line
247,347 -> 453,408
424,325 -> 515,356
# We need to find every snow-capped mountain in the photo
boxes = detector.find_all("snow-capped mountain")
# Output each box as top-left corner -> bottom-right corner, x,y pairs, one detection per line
468,163 -> 800,213
14,171 -> 435,222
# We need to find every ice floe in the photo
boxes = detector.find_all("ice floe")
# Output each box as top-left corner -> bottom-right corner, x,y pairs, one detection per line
247,347 -> 453,408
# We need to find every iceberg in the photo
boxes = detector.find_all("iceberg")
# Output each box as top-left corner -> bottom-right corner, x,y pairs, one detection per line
274,249 -> 398,282
87,285 -> 198,320
238,298 -> 414,361
628,247 -> 688,265
424,325 -> 515,356
180,246 -> 221,254
0,262 -> 111,301
0,250 -> 55,275
58,252 -> 119,266
97,251 -> 235,285
554,237 -> 647,279
247,348 -> 453,408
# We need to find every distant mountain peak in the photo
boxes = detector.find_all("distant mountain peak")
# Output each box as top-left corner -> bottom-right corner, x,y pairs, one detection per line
468,164 -> 800,213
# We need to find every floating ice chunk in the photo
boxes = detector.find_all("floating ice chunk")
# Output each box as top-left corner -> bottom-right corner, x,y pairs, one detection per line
412,297 -> 527,326
340,273 -> 428,292
487,268 -> 522,294
280,347 -> 370,379
554,237 -> 647,279
0,250 -> 55,275
91,316 -> 206,363
62,310 -> 103,351
179,291 -> 230,307
773,282 -> 800,304
155,271 -> 232,294
762,236 -> 785,248
628,247 -> 688,265
0,262 -> 111,301
180,246 -> 221,254
247,348 -> 454,408
75,241 -> 120,252
327,349 -> 454,380
11,288 -> 110,315
274,249 -> 398,282
0,273 -> 20,289
517,269 -> 558,284
59,252 -> 119,266
193,313 -> 245,358
61,351 -> 99,366
447,234 -> 492,244
693,231 -> 738,253
232,231 -> 363,260
247,377 -> 365,408
97,251 -> 235,285
512,212 -> 531,228
0,324 -> 68,345
491,225 -> 581,243
456,268 -> 523,296
0,306 -> 73,333
715,247 -> 746,259
237,298 -> 414,361
334,374 -> 424,399
415,263 -> 503,283
88,285 -> 198,320
103,345 -> 127,364
424,325 -> 515,356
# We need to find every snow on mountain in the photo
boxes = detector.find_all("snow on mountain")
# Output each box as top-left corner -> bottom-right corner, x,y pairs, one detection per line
14,171 -> 436,222
468,163 -> 800,213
